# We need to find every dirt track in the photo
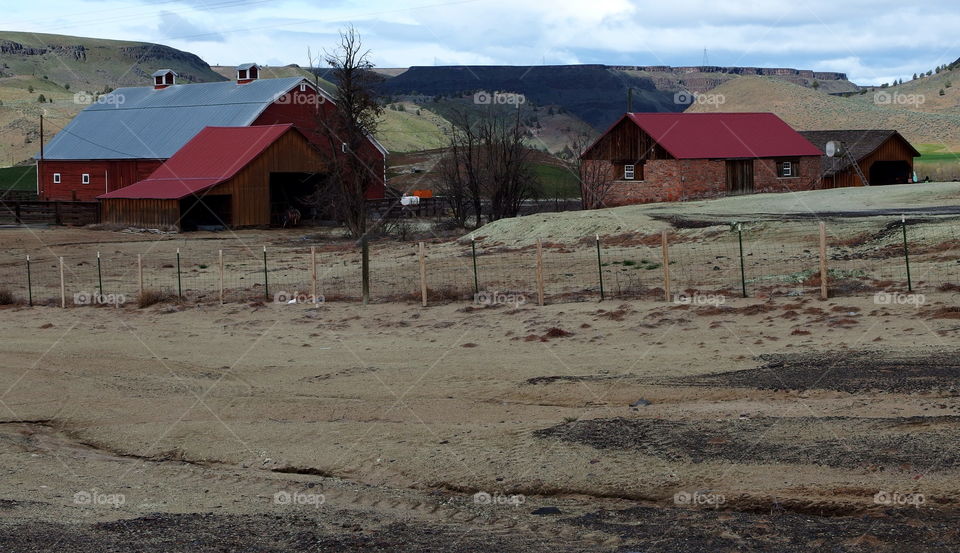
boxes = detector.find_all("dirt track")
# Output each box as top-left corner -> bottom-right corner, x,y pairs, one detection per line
1,292 -> 960,551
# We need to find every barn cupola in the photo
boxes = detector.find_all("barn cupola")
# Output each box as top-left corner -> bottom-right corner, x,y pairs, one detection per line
236,63 -> 260,84
152,69 -> 177,90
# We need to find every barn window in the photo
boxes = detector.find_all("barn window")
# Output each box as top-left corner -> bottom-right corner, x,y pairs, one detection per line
299,83 -> 307,92
82,173 -> 90,184
624,164 -> 635,180
777,158 -> 799,178
238,69 -> 248,80
53,173 -> 61,184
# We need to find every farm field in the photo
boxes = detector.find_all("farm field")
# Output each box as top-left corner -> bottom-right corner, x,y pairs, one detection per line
1,184 -> 960,550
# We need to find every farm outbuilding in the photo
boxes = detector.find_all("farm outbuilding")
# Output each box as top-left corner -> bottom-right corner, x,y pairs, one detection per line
580,112 -> 823,207
37,64 -> 387,210
99,125 -> 325,230
798,130 -> 920,187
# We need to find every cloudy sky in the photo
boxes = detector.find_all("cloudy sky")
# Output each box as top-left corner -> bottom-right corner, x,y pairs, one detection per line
6,0 -> 960,85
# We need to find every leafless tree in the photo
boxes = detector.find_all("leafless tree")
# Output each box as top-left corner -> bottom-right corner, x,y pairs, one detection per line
304,27 -> 384,238
571,134 -> 614,209
438,107 -> 537,226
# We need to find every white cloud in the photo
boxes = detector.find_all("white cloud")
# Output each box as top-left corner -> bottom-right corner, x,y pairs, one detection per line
3,0 -> 958,85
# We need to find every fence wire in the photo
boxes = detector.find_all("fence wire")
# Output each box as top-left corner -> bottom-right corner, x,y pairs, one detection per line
3,219 -> 959,308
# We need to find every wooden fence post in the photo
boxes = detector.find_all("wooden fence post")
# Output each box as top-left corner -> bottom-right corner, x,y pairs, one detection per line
418,241 -> 428,307
535,239 -> 545,307
661,229 -> 671,302
218,249 -> 224,305
137,254 -> 143,297
59,256 -> 66,308
819,222 -> 828,300
310,246 -> 317,302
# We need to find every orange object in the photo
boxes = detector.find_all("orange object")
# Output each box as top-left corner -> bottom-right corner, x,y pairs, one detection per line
412,189 -> 433,198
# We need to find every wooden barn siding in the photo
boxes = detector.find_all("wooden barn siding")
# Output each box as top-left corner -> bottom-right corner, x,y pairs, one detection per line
582,119 -> 673,163
203,130 -> 327,227
255,89 -> 386,199
100,198 -> 179,228
828,136 -> 916,188
39,160 -> 164,201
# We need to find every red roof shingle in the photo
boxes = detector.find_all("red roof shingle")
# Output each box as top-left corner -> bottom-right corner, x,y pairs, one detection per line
99,124 -> 299,200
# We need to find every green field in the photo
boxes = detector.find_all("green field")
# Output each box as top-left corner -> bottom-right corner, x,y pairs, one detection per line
0,166 -> 36,192
915,144 -> 960,181
534,163 -> 580,198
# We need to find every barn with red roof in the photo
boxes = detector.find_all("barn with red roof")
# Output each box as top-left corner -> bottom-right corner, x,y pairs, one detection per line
38,64 -> 387,229
580,112 -> 824,207
99,125 -> 326,230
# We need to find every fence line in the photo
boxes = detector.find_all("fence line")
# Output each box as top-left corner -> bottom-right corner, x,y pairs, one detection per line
5,218 -> 960,309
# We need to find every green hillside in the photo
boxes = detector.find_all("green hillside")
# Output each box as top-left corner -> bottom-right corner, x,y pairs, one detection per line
0,31 -> 228,167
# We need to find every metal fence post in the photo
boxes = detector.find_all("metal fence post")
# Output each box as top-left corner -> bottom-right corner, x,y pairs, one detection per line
470,236 -> 479,295
176,248 -> 183,299
26,255 -> 32,307
361,238 -> 370,305
595,234 -> 605,301
96,251 -> 103,297
902,215 -> 912,292
262,246 -> 270,301
737,223 -> 747,298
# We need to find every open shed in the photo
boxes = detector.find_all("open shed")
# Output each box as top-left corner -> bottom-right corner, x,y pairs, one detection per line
98,125 -> 325,230
798,130 -> 920,187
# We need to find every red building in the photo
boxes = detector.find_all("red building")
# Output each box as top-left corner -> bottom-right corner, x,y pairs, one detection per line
37,64 -> 387,217
580,112 -> 823,207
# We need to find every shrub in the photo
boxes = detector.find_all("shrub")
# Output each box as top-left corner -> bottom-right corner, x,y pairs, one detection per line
138,289 -> 172,308
0,289 -> 15,305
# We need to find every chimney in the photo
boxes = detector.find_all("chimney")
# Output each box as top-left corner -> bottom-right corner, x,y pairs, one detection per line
152,69 -> 177,90
236,63 -> 259,84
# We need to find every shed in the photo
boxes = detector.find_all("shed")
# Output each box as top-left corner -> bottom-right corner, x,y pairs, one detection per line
798,130 -> 921,187
98,124 -> 325,230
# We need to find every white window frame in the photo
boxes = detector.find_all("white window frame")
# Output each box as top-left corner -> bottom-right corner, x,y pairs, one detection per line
53,173 -> 61,184
299,83 -> 307,92
624,164 -> 635,180
781,161 -> 793,177
82,173 -> 90,185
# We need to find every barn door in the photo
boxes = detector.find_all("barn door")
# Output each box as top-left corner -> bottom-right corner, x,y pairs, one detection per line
726,160 -> 754,194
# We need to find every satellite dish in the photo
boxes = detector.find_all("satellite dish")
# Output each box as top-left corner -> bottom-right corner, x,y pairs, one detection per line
825,141 -> 842,157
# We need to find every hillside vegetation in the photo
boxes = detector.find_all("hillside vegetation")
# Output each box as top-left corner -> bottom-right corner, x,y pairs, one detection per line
0,31 -> 226,166
686,76 -> 960,150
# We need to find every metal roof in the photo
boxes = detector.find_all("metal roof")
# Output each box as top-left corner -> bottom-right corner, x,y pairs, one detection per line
98,124 -> 302,200
624,113 -> 823,159
798,130 -> 920,176
151,69 -> 176,77
583,112 -> 822,160
41,77 -> 304,160
237,63 -> 258,70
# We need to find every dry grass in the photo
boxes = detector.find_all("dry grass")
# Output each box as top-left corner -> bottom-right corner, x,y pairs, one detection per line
138,289 -> 174,308
0,289 -> 16,305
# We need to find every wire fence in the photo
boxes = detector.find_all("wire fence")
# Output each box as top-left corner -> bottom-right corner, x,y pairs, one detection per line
4,218 -> 960,309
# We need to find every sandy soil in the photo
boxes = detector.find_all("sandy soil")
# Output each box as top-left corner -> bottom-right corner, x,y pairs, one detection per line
1,292 -> 959,551
1,186 -> 960,551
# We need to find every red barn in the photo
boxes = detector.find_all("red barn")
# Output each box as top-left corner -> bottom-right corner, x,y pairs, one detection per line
580,112 -> 823,207
37,64 -> 387,223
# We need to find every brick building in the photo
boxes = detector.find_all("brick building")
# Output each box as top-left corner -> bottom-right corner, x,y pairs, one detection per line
580,113 -> 823,207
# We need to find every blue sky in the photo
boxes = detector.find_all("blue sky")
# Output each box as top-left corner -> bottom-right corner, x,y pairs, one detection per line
6,0 -> 960,85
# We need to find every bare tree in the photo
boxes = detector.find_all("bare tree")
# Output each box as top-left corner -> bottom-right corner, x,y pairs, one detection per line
481,110 -> 537,221
571,134 -> 614,209
438,109 -> 484,227
439,107 -> 537,226
306,27 -> 384,238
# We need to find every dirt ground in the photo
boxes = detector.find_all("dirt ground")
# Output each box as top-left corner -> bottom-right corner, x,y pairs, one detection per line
1,291 -> 960,551
2,185 -> 960,551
